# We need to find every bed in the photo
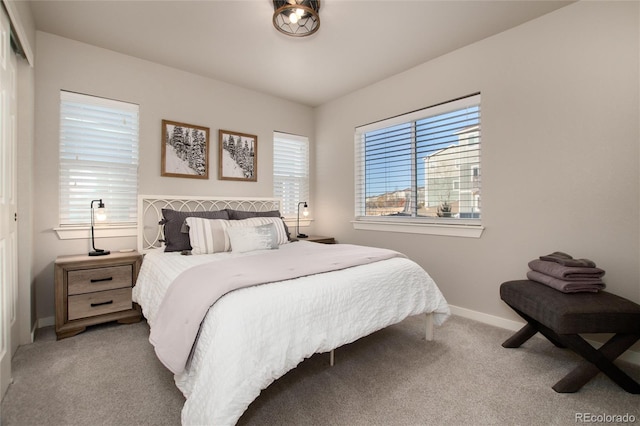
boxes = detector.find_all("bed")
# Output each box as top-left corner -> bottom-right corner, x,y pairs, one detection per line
133,195 -> 450,425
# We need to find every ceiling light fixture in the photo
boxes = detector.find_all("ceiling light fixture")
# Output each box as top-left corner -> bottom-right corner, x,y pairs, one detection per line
272,0 -> 320,38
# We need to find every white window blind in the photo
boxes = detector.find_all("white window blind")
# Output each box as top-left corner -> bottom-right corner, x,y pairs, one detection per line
273,132 -> 309,217
355,93 -> 481,225
59,91 -> 139,226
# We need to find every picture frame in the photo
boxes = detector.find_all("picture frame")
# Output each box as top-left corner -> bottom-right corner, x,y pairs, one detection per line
218,129 -> 257,182
161,119 -> 210,179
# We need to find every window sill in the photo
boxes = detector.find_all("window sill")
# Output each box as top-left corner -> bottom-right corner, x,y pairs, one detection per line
352,220 -> 484,238
54,225 -> 137,240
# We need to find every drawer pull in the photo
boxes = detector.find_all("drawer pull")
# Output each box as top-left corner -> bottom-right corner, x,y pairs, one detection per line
90,277 -> 113,283
90,300 -> 113,307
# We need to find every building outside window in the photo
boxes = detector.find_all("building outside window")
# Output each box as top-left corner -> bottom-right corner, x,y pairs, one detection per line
424,124 -> 480,218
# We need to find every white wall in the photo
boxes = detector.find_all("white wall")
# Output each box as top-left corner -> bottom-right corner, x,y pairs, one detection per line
314,1 -> 640,326
33,32 -> 314,321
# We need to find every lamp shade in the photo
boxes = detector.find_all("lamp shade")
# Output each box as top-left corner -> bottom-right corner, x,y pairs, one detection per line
95,205 -> 107,221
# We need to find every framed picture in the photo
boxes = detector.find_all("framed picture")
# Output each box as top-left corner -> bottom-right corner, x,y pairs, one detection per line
161,120 -> 209,179
218,129 -> 257,181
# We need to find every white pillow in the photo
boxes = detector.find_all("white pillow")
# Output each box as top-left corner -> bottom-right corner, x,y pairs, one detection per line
185,217 -> 231,254
227,223 -> 279,253
227,217 -> 289,245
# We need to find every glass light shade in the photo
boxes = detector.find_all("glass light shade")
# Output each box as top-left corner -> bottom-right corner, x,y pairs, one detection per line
272,0 -> 320,37
95,207 -> 107,221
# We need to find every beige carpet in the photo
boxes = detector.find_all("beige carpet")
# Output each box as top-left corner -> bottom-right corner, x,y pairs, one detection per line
1,315 -> 638,425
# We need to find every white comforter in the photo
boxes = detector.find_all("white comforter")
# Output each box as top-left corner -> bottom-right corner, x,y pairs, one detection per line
133,241 -> 450,425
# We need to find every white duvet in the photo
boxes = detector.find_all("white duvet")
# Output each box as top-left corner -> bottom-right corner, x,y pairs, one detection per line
133,241 -> 450,425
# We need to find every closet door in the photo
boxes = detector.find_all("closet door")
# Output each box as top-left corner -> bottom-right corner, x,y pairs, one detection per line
0,4 -> 18,400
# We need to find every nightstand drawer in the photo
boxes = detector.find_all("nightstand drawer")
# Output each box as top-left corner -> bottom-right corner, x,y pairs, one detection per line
68,288 -> 133,320
68,265 -> 133,295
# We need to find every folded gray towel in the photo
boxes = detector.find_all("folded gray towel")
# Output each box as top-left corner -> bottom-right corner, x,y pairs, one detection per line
540,251 -> 572,261
539,251 -> 596,268
528,259 -> 605,280
527,270 -> 605,293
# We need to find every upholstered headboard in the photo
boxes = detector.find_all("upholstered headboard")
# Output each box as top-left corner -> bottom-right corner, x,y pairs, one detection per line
137,195 -> 282,254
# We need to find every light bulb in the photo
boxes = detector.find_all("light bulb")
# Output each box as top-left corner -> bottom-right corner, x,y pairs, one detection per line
303,207 -> 309,217
296,8 -> 304,17
95,207 -> 107,221
289,12 -> 299,24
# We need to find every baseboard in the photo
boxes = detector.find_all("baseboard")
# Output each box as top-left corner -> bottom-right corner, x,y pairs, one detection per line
30,321 -> 37,342
449,304 -> 640,367
37,316 -> 55,329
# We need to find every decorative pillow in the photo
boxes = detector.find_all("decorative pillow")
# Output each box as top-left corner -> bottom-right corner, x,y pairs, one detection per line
226,223 -> 279,253
185,217 -> 231,254
227,217 -> 289,245
226,209 -> 291,241
161,209 -> 229,252
226,209 -> 281,220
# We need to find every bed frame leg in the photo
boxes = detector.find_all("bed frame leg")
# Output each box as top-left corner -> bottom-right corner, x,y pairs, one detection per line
425,313 -> 434,341
329,349 -> 335,366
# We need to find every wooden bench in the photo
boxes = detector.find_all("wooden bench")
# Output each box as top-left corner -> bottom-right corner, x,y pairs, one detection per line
500,280 -> 640,393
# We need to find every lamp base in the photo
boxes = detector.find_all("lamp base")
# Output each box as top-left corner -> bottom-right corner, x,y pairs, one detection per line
88,250 -> 111,256
297,234 -> 308,238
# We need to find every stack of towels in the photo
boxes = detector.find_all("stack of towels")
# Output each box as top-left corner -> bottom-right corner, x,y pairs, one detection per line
527,251 -> 606,293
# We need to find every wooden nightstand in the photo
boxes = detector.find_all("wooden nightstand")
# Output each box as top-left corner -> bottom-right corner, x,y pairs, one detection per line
297,235 -> 336,244
54,251 -> 142,340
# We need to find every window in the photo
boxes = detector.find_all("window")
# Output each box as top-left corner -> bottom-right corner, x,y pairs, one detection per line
59,91 -> 139,226
273,132 -> 309,217
354,94 -> 482,237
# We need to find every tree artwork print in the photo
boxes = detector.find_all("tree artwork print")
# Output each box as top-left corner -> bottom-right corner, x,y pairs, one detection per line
161,120 -> 209,179
218,130 -> 257,182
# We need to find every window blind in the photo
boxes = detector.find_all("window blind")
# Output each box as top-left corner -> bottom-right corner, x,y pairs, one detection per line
59,91 -> 139,226
273,132 -> 309,217
355,93 -> 481,223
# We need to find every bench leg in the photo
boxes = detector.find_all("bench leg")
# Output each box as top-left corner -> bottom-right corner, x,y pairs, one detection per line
552,333 -> 639,393
551,333 -> 640,394
502,323 -> 538,348
505,308 -> 566,348
528,320 -> 566,349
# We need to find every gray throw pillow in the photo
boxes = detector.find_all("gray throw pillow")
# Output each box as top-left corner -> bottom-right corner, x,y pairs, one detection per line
160,209 -> 229,252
